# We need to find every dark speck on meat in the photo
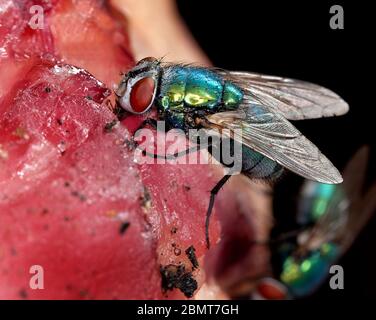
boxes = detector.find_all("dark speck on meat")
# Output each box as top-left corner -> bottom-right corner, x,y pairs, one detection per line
139,186 -> 152,211
71,190 -> 86,202
185,245 -> 199,269
19,289 -> 28,299
170,227 -> 177,234
160,264 -> 197,298
119,221 -> 130,235
123,138 -> 136,151
104,119 -> 118,133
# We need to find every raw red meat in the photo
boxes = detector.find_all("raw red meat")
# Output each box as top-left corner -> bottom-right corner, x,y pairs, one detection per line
0,0 -> 232,299
0,0 -> 271,300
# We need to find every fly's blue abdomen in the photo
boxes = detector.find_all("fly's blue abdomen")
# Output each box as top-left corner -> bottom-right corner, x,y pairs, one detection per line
158,66 -> 243,112
209,138 -> 283,180
242,146 -> 283,180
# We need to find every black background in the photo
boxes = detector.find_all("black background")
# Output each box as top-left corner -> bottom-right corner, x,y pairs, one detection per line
177,0 -> 375,298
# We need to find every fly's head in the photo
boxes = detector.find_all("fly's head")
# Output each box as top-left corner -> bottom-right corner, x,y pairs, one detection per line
116,57 -> 161,114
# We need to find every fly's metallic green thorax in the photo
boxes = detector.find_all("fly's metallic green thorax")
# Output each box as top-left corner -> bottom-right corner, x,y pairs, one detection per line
158,66 -> 243,110
280,242 -> 339,297
156,66 -> 243,130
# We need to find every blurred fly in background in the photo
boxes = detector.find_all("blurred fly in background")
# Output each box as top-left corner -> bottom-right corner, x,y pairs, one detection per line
250,147 -> 376,299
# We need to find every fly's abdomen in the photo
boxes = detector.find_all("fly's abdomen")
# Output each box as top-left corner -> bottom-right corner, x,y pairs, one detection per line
209,139 -> 283,180
158,66 -> 243,112
242,146 -> 284,181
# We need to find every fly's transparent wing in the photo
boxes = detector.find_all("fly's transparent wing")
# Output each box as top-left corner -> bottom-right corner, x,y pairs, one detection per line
205,103 -> 343,184
216,70 -> 349,120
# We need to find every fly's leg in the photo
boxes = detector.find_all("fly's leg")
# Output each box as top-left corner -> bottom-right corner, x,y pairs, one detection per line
205,174 -> 232,249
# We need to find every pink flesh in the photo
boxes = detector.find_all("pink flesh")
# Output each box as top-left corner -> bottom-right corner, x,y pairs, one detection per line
0,0 -> 269,299
0,0 -> 223,299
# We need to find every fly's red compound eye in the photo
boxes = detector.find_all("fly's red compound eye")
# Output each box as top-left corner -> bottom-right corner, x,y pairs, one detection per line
129,77 -> 156,113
